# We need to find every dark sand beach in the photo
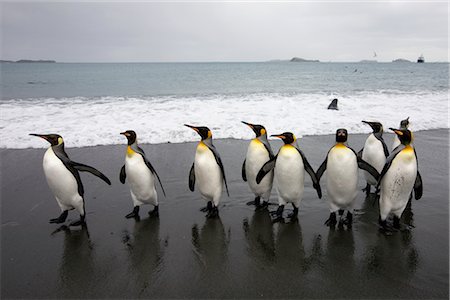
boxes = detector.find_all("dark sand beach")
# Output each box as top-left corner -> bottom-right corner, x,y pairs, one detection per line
1,129 -> 448,299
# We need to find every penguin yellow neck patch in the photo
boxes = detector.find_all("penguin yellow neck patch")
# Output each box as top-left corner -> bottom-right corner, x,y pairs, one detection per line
197,141 -> 209,152
335,143 -> 347,149
127,146 -> 135,157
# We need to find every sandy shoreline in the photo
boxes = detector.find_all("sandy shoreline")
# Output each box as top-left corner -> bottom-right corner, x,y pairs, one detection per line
1,129 -> 448,298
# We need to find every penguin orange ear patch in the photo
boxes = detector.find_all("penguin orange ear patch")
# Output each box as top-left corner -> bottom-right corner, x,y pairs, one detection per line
260,128 -> 266,135
395,130 -> 404,136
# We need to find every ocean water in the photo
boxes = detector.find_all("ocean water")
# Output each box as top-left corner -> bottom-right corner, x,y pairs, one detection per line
0,62 -> 448,148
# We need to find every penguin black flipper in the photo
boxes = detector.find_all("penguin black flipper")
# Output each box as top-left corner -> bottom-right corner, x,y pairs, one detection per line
349,147 -> 380,181
376,145 -> 406,188
357,148 -> 363,160
120,165 -> 126,184
52,144 -> 84,196
316,157 -> 328,182
189,163 -> 195,192
71,162 -> 111,185
413,148 -> 423,200
134,145 -> 167,197
206,144 -> 230,197
242,159 -> 247,182
295,148 -> 322,198
256,155 -> 277,184
414,171 -> 423,200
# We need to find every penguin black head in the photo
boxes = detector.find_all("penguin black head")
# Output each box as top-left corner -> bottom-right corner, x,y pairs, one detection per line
400,117 -> 410,129
120,130 -> 137,145
335,128 -> 348,143
271,132 -> 296,145
241,121 -> 267,137
362,121 -> 383,133
390,128 -> 413,145
29,133 -> 63,146
184,124 -> 212,140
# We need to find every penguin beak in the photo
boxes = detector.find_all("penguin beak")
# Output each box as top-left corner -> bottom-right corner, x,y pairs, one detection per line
184,124 -> 199,133
120,131 -> 129,137
241,121 -> 254,129
271,134 -> 285,140
29,133 -> 49,141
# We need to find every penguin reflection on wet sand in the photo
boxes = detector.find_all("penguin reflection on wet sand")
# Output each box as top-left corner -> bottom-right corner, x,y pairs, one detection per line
256,132 -> 321,222
241,121 -> 274,209
120,130 -> 166,219
53,225 -> 95,296
377,128 -> 422,232
191,217 -> 229,273
30,134 -> 111,226
316,129 -> 380,227
185,125 -> 229,218
243,210 -> 276,265
392,117 -> 410,151
359,121 -> 389,196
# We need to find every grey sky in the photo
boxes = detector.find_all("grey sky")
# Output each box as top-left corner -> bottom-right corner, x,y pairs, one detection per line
1,1 -> 448,62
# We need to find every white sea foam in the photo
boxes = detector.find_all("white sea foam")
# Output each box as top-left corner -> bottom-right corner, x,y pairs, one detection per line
1,92 -> 448,149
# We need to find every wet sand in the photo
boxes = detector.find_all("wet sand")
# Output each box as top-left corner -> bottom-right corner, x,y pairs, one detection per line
1,129 -> 448,299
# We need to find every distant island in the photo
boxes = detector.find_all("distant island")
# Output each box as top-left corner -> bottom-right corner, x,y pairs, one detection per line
0,59 -> 56,63
392,58 -> 411,63
290,57 -> 320,63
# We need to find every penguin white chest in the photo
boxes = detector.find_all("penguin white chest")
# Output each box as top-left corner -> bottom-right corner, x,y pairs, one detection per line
195,143 -> 222,201
380,149 -> 417,212
125,151 -> 156,204
275,146 -> 304,202
43,148 -> 80,206
246,139 -> 273,196
362,134 -> 386,185
326,145 -> 358,207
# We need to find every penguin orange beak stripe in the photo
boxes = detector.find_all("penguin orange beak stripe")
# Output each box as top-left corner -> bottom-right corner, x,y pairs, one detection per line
389,128 -> 403,136
271,134 -> 286,139
184,124 -> 199,133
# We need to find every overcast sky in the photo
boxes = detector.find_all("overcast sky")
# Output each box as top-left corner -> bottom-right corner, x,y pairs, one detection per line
1,1 -> 448,62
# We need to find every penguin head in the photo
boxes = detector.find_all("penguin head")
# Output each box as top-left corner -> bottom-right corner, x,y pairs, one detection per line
400,117 -> 410,129
335,128 -> 348,143
184,124 -> 212,140
241,121 -> 267,137
29,133 -> 63,146
271,132 -> 296,145
362,121 -> 383,133
390,128 -> 413,145
120,130 -> 137,145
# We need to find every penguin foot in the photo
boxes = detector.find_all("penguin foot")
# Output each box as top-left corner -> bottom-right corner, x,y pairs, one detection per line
206,207 -> 219,218
362,184 -> 371,196
256,201 -> 269,211
344,212 -> 353,228
49,210 -> 68,224
69,215 -> 86,227
148,206 -> 159,218
200,201 -> 213,212
324,212 -> 337,227
125,206 -> 140,219
270,205 -> 285,223
378,218 -> 393,234
246,196 -> 261,207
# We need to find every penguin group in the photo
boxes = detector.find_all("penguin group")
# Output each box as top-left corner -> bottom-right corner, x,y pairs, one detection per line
30,116 -> 422,232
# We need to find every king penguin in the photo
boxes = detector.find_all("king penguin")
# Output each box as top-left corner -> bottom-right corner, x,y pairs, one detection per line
377,128 -> 422,231
316,129 -> 380,227
120,130 -> 166,219
241,121 -> 274,209
359,121 -> 389,195
185,124 -> 229,218
30,133 -> 111,226
392,117 -> 410,151
256,132 -> 321,222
